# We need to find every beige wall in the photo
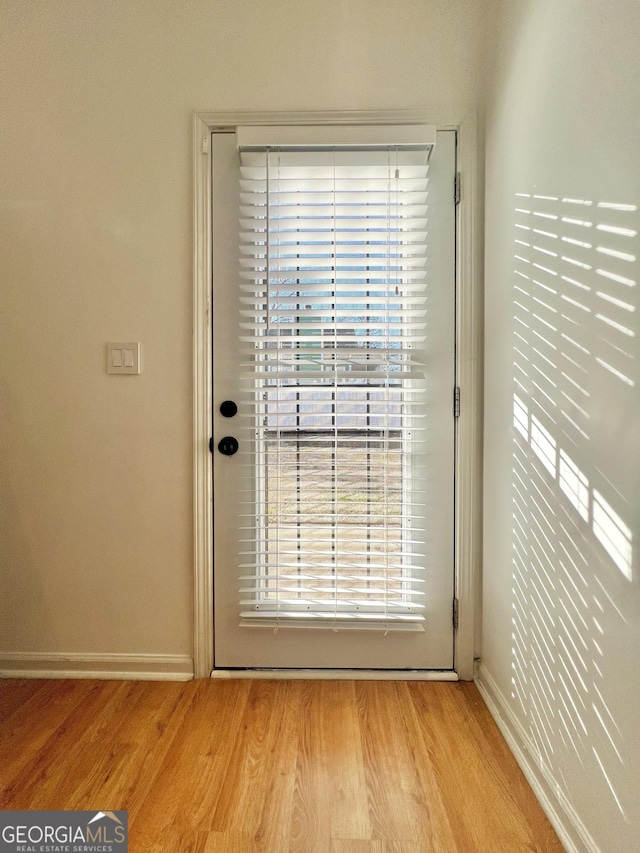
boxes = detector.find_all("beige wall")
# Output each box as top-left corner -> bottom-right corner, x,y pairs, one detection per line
0,1 -> 486,661
482,1 -> 640,850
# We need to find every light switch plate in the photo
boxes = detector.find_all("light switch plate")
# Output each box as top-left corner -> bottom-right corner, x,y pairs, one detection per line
108,342 -> 141,374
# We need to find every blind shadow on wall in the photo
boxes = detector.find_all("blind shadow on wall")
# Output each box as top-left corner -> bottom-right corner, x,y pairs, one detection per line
509,190 -> 638,821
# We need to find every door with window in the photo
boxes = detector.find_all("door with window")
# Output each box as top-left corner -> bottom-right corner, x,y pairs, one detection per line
212,125 -> 456,670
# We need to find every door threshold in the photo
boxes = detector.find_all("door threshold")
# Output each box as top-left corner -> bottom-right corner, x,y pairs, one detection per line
210,668 -> 458,681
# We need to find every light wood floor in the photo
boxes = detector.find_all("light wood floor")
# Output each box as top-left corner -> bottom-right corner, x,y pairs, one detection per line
0,678 -> 563,852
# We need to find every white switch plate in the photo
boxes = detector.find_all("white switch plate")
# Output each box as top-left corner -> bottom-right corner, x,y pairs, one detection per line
107,342 -> 141,374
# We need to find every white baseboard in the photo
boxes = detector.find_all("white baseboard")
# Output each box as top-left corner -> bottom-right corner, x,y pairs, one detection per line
0,652 -> 194,681
476,663 -> 599,853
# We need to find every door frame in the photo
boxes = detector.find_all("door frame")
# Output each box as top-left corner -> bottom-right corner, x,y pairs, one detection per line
192,110 -> 482,679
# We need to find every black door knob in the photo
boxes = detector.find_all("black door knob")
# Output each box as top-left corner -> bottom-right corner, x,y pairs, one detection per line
218,436 -> 239,456
220,400 -> 238,418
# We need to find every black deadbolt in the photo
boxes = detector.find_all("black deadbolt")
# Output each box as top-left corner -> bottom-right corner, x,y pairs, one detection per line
220,400 -> 238,418
218,436 -> 239,456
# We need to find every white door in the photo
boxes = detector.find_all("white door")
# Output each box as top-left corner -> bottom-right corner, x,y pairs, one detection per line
212,127 -> 456,670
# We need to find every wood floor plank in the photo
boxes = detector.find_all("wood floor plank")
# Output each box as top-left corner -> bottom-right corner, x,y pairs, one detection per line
406,682 -> 517,852
322,682 -> 371,842
407,682 -> 563,852
331,841 -> 386,853
64,680 -> 191,812
0,678 -> 96,787
201,832 -> 261,852
0,679 -> 46,723
291,681 -> 371,851
0,680 -> 123,804
456,681 -> 564,851
209,680 -> 301,850
19,681 -> 147,809
143,826 -> 208,853
390,683 -> 461,852
133,679 -> 251,846
290,680 -> 332,852
331,835 -> 432,852
0,678 -> 564,853
355,680 -> 457,848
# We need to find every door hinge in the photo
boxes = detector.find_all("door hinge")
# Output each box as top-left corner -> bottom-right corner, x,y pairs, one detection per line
454,172 -> 461,205
202,135 -> 210,154
454,386 -> 461,418
453,598 -> 459,632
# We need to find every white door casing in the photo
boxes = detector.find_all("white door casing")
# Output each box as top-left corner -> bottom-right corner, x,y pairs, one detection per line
192,110 -> 482,679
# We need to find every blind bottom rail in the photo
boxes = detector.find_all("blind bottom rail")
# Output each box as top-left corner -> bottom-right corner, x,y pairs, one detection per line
239,612 -> 425,632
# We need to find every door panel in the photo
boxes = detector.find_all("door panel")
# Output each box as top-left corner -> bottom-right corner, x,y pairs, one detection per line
212,130 -> 456,669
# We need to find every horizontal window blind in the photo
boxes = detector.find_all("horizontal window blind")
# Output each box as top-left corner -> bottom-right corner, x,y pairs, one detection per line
237,128 -> 433,630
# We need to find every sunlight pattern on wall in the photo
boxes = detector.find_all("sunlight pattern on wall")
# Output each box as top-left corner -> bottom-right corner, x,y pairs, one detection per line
511,191 -> 638,820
